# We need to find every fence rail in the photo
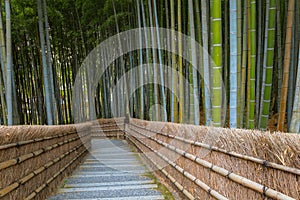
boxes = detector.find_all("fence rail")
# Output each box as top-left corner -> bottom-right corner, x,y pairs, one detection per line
0,123 -> 92,200
125,118 -> 300,200
0,117 -> 299,200
130,123 -> 300,176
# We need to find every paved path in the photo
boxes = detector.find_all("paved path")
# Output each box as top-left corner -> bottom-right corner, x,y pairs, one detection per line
48,139 -> 164,200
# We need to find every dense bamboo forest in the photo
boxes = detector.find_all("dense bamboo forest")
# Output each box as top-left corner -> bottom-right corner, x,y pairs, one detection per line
0,0 -> 299,133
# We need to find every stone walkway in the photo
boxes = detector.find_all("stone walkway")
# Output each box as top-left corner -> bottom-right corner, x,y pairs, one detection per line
48,139 -> 164,200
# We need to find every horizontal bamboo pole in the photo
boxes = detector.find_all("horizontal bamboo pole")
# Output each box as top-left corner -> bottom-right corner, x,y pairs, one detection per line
95,123 -> 124,128
125,134 -> 195,200
0,141 -> 87,198
0,140 -> 34,150
0,135 -> 82,170
130,123 -> 300,176
24,147 -> 87,200
127,128 -> 227,200
92,129 -> 124,132
96,118 -> 125,126
128,126 -> 296,200
0,130 -> 78,150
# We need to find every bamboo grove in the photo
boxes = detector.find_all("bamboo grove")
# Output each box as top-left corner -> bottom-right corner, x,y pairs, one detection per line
0,0 -> 299,133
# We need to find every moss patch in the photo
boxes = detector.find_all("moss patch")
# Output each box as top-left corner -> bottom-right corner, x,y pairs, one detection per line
60,180 -> 68,188
128,142 -> 174,199
143,172 -> 175,200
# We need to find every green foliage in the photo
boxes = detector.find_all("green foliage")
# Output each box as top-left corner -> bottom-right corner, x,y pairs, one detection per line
1,0 -> 299,133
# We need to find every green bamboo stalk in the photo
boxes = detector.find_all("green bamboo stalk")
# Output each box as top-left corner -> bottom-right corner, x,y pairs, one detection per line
165,0 -> 171,121
236,0 -> 242,127
0,4 -> 6,124
255,0 -> 264,126
210,0 -> 223,127
0,69 -> 6,124
178,0 -> 184,123
170,0 -> 177,122
247,0 -> 256,129
259,0 -> 277,130
240,0 -> 248,128
188,0 -> 200,125
0,13 -> 6,125
0,3 -> 7,87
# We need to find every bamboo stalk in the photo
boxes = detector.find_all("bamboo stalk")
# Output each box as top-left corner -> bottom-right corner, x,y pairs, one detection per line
178,0 -> 184,123
290,38 -> 300,133
255,0 -> 264,124
153,0 -> 167,122
147,0 -> 160,121
229,0 -> 238,128
210,0 -> 223,127
278,0 -> 295,131
286,0 -> 298,129
276,0 -> 283,113
140,0 -> 152,121
170,0 -> 177,123
188,0 -> 200,125
247,0 -> 256,129
201,0 -> 212,126
136,0 -> 144,120
258,0 -> 277,129
236,0 -> 242,127
240,0 -> 248,128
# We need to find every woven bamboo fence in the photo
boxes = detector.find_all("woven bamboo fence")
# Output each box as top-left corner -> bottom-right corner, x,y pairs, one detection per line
0,122 -> 92,200
125,118 -> 300,200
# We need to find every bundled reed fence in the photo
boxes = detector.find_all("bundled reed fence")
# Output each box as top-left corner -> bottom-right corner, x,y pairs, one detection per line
125,118 -> 300,200
0,123 -> 92,200
91,118 -> 125,138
